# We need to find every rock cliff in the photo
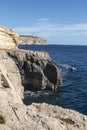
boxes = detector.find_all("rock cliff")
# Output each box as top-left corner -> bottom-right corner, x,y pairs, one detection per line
0,26 -> 19,49
19,35 -> 47,45
0,49 -> 61,91
0,50 -> 87,130
0,25 -> 87,130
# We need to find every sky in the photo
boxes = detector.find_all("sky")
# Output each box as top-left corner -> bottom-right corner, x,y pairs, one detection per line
0,0 -> 87,45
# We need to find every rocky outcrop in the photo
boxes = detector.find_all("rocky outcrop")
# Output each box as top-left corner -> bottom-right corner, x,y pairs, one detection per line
0,48 -> 61,105
0,26 -> 19,49
0,50 -> 87,130
19,35 -> 47,45
6,49 -> 61,91
0,101 -> 87,130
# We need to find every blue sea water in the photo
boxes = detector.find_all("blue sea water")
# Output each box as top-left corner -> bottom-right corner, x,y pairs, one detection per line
19,45 -> 87,115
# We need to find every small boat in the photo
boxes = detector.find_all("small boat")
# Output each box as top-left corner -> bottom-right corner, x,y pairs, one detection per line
68,66 -> 76,71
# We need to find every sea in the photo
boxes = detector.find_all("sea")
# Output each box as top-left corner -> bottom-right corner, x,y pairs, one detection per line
19,45 -> 87,115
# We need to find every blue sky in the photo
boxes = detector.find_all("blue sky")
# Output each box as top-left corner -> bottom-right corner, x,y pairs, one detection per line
0,0 -> 87,45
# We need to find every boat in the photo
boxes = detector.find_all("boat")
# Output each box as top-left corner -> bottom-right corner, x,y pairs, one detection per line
68,66 -> 76,71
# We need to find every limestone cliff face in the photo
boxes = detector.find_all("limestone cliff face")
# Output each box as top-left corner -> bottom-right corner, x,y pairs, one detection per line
0,48 -> 61,103
0,26 -> 19,49
19,35 -> 47,45
11,50 -> 61,91
0,49 -> 61,91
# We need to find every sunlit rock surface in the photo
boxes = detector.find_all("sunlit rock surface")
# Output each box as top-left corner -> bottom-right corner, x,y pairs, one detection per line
0,101 -> 87,130
0,26 -> 19,49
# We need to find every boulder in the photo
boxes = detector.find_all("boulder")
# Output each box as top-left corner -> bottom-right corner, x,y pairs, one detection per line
0,26 -> 19,49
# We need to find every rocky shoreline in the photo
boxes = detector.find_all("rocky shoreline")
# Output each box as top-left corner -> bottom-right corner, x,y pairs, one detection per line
0,25 -> 87,130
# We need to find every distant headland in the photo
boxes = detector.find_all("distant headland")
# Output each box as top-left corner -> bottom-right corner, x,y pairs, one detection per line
19,35 -> 47,45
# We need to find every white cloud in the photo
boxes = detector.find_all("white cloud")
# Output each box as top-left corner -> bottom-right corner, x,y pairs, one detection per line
37,18 -> 49,22
13,21 -> 87,45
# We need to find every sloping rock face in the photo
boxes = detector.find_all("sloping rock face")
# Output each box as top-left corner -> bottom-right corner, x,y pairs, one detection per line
0,26 -> 19,49
7,49 -> 61,91
19,35 -> 47,45
0,102 -> 87,130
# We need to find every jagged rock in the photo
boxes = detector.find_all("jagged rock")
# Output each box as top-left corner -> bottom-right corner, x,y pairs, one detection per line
0,102 -> 87,130
19,35 -> 47,45
0,49 -> 61,101
0,26 -> 19,49
7,49 -> 61,91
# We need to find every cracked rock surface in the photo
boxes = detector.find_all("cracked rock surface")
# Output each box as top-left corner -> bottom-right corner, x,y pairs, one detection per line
0,102 -> 87,130
0,26 -> 19,49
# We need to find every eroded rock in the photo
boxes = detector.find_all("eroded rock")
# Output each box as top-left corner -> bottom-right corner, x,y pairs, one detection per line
0,102 -> 87,130
0,26 -> 19,49
0,48 -> 61,104
7,49 -> 61,91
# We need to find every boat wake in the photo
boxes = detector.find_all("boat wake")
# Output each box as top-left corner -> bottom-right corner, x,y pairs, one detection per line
24,90 -> 51,98
59,64 -> 76,71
